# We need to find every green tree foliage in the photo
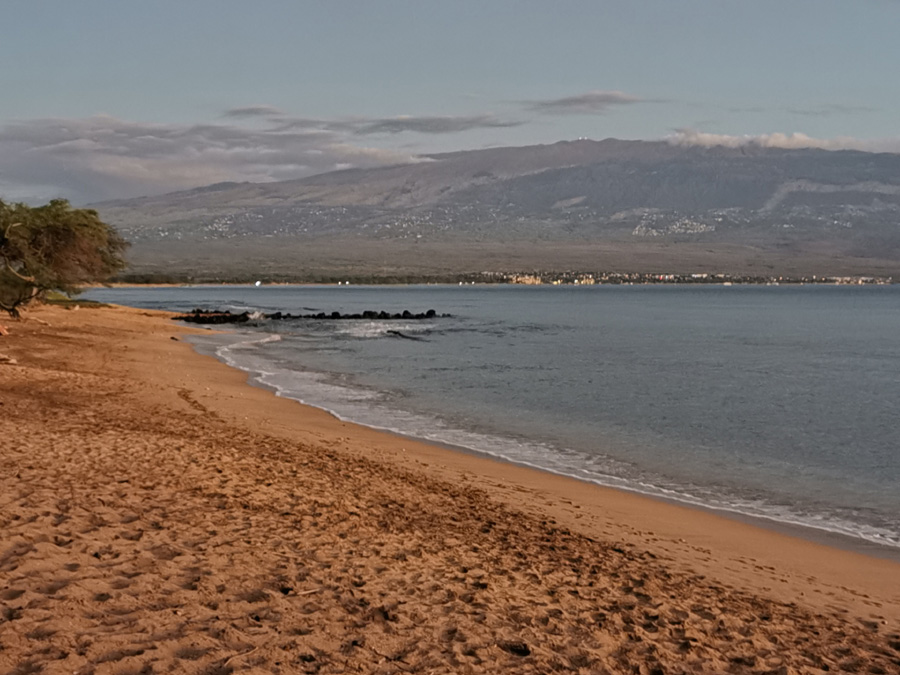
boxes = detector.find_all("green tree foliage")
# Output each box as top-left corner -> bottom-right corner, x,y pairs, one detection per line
0,199 -> 128,317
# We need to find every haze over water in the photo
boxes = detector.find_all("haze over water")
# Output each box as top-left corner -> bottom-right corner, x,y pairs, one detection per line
88,284 -> 900,552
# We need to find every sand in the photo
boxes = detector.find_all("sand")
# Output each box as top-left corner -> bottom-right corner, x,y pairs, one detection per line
1,304 -> 898,675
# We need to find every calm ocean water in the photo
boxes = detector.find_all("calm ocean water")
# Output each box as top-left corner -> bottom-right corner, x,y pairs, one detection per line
86,284 -> 900,551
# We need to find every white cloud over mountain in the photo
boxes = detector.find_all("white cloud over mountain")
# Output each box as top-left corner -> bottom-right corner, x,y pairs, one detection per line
0,90 -> 644,203
3,94 -> 896,205
668,129 -> 900,153
0,115 -> 425,204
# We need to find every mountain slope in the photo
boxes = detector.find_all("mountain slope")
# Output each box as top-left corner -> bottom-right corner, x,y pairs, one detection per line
93,139 -> 900,280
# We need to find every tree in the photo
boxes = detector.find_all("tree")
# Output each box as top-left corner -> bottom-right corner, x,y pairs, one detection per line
0,199 -> 128,317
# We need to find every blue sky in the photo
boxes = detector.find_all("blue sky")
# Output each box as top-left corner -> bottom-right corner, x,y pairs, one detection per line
2,0 -> 899,203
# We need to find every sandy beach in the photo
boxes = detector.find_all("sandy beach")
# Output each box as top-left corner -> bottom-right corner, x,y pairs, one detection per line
1,304 -> 898,674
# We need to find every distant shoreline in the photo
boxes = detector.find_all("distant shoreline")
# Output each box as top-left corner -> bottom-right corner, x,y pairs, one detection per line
97,273 -> 894,289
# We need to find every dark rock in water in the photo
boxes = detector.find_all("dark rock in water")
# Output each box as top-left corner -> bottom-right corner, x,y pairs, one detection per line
174,309 -> 251,324
173,308 -> 450,324
387,330 -> 426,341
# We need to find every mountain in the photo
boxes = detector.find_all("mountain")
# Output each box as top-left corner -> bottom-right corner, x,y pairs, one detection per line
93,139 -> 900,281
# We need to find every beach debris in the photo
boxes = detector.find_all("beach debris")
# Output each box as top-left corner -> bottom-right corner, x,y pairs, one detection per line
173,308 -> 449,324
0,353 -> 16,365
26,315 -> 52,326
497,640 -> 531,657
223,645 -> 261,667
0,324 -> 8,336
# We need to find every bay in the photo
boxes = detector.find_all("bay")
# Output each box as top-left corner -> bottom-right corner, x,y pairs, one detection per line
85,284 -> 900,551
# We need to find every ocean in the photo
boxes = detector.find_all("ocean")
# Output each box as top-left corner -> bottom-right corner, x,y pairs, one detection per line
85,284 -> 900,553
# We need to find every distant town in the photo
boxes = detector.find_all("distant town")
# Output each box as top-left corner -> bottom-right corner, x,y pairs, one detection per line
115,270 -> 894,286
501,272 -> 893,286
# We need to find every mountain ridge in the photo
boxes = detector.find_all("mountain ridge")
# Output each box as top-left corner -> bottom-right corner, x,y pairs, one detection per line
92,138 -> 900,281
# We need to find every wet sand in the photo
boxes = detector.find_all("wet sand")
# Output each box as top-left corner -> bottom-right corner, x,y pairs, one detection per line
1,304 -> 898,674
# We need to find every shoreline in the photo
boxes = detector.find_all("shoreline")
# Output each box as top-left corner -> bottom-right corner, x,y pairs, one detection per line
188,327 -> 900,564
126,307 -> 900,621
2,304 -> 898,673
287,403 -> 900,565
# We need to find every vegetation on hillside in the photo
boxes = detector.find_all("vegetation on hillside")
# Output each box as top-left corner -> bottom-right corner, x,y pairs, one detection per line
96,140 -> 900,279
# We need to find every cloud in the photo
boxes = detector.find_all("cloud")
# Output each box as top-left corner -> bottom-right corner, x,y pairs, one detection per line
728,103 -> 876,117
525,90 -> 642,115
262,116 -> 356,134
353,114 -> 523,135
0,104 -> 528,203
222,105 -> 286,118
0,115 -> 425,204
265,114 -> 522,136
667,128 -> 900,153
726,105 -> 769,114
785,103 -> 877,117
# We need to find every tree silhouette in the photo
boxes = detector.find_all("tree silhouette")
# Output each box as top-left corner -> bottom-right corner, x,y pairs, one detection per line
0,199 -> 128,317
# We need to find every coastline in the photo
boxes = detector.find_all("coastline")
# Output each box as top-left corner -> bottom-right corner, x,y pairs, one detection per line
2,303 -> 898,673
98,277 -> 895,288
195,330 -> 900,565
187,317 -> 900,564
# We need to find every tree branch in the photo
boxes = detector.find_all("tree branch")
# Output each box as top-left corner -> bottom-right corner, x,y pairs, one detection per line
1,221 -> 22,239
2,257 -> 37,283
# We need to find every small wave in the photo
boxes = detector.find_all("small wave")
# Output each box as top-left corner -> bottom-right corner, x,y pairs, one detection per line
221,304 -> 261,314
257,369 -> 382,404
214,332 -> 283,367
333,322 -> 435,339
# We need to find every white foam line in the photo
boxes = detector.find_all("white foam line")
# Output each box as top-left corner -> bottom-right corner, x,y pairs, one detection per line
201,336 -> 900,552
275,379 -> 900,549
214,333 -> 283,366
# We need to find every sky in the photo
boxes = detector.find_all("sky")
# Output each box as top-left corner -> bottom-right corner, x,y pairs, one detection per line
2,0 -> 899,204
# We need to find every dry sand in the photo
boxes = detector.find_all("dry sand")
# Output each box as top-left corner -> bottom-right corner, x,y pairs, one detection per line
1,304 -> 898,675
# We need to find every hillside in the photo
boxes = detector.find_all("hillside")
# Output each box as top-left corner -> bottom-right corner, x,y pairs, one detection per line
93,139 -> 900,281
